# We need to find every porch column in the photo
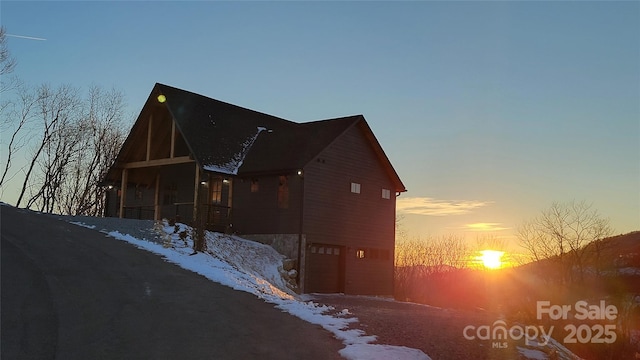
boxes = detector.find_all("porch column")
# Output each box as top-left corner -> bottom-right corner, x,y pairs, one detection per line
170,120 -> 176,158
193,163 -> 200,223
154,173 -> 160,221
146,115 -> 153,161
119,168 -> 128,218
226,178 -> 233,208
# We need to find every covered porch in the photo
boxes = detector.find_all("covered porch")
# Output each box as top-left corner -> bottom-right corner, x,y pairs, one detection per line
107,162 -> 233,232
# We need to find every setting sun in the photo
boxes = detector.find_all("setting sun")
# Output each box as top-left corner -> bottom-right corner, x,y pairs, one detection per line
479,250 -> 504,269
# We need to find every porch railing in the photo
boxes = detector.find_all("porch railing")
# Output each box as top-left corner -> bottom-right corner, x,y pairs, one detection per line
205,203 -> 231,233
123,206 -> 155,220
172,202 -> 231,232
121,203 -> 230,232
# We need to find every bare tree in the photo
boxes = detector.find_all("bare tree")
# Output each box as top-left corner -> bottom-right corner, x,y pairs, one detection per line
9,82 -> 127,214
58,86 -> 127,216
517,200 -> 613,286
0,85 -> 39,188
15,84 -> 81,208
0,26 -> 20,97
0,26 -> 24,191
2,32 -> 127,213
395,234 -> 470,301
0,27 -> 16,77
27,112 -> 83,212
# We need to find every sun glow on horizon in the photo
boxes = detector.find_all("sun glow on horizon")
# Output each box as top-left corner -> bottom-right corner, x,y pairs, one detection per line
479,250 -> 505,270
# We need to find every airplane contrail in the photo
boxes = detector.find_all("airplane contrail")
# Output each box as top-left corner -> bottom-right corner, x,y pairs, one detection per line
6,34 -> 47,41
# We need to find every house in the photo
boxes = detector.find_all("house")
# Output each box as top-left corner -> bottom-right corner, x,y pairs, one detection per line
103,83 -> 406,295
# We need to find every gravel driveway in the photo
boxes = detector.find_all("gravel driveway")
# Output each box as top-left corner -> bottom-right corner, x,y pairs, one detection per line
310,294 -> 526,360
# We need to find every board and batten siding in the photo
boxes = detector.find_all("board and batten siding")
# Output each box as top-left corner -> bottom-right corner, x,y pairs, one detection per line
232,174 -> 302,235
303,121 -> 396,295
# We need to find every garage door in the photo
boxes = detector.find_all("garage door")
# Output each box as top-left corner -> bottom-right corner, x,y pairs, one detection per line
306,244 -> 345,293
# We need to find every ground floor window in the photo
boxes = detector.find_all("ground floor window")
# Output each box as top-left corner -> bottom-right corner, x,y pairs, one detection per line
355,247 -> 390,260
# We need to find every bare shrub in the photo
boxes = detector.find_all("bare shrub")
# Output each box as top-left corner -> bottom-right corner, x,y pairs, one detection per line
394,234 -> 472,305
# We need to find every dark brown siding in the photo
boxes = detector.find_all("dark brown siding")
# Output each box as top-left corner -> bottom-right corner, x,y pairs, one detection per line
232,173 -> 303,235
303,121 -> 396,295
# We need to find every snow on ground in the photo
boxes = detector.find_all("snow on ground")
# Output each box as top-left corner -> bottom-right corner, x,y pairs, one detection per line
68,219 -> 431,360
517,347 -> 548,360
340,344 -> 431,360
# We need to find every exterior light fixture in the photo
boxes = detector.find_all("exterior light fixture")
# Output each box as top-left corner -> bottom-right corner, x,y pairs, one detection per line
107,185 -> 114,190
222,179 -> 230,184
200,180 -> 207,186
297,169 -> 303,176
157,94 -> 166,103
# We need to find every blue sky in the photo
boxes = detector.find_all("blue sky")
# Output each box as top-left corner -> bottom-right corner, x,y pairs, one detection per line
2,1 -> 638,246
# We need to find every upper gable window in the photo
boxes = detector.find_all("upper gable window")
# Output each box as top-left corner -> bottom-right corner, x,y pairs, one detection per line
350,182 -> 361,194
382,188 -> 391,199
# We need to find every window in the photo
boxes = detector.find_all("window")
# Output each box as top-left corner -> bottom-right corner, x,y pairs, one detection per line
353,248 -> 390,261
310,245 -> 342,256
350,182 -> 361,194
250,178 -> 259,193
278,175 -> 289,209
210,178 -> 223,204
382,188 -> 391,199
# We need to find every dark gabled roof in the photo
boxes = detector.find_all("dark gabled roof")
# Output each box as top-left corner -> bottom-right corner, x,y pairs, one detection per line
112,83 -> 406,192
239,115 -> 359,174
156,83 -> 296,175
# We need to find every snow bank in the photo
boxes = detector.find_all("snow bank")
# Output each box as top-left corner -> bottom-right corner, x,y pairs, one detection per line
340,344 -> 431,360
